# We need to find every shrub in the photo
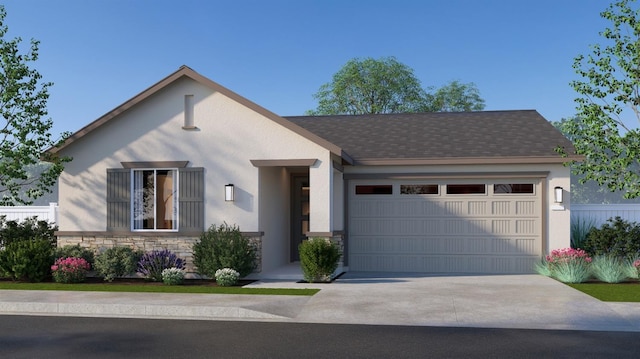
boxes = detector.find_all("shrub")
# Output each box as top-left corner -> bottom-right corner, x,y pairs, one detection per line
94,246 -> 142,282
137,249 -> 185,282
630,258 -> 640,279
0,216 -> 57,248
584,217 -> 640,259
162,267 -> 185,285
299,237 -> 341,283
536,248 -> 592,283
0,238 -> 54,282
590,255 -> 629,283
51,257 -> 90,283
192,223 -> 256,278
570,216 -> 596,250
54,245 -> 95,267
215,268 -> 240,286
534,258 -> 553,277
551,260 -> 592,284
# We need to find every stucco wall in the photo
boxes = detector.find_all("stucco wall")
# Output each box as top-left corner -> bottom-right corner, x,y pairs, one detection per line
58,77 -> 333,234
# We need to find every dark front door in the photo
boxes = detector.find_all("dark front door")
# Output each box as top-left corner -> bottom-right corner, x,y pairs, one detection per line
291,175 -> 310,262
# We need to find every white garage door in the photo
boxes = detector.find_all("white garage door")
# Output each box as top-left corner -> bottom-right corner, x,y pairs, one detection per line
348,179 -> 543,274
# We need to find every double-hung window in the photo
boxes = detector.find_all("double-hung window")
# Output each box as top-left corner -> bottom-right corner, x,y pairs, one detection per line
132,169 -> 178,230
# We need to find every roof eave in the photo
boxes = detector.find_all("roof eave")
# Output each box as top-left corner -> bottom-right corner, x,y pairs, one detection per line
350,156 -> 583,166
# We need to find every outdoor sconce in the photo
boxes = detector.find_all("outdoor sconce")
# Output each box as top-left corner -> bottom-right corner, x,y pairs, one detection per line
225,184 -> 235,202
554,186 -> 564,204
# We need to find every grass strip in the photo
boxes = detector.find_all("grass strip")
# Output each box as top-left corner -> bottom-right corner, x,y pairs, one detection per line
567,283 -> 640,302
0,282 -> 319,296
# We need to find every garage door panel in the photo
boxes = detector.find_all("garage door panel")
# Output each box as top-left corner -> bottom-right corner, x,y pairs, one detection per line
351,235 -> 538,255
349,179 -> 543,274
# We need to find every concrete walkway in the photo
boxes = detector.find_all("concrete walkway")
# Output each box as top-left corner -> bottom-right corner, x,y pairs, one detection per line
1,273 -> 639,332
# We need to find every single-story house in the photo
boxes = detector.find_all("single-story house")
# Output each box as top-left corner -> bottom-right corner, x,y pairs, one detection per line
49,65 -> 579,278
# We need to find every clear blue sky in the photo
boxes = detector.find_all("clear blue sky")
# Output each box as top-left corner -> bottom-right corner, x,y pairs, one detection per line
3,0 -> 613,138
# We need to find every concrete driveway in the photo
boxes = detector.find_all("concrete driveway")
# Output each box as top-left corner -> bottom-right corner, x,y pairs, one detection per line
246,273 -> 640,331
1,273 -> 639,332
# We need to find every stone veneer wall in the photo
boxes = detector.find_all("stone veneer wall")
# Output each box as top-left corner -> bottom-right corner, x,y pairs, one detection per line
56,232 -> 263,277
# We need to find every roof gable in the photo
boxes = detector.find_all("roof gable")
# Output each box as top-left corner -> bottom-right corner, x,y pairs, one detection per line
48,66 -> 349,162
286,110 -> 578,165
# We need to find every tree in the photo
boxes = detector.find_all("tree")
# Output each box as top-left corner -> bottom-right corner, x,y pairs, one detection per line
307,57 -> 429,115
0,6 -> 70,205
429,80 -> 485,112
308,57 -> 487,115
562,0 -> 640,198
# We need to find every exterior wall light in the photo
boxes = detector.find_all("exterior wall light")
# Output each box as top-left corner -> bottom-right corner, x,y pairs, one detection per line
554,186 -> 564,204
225,184 -> 235,202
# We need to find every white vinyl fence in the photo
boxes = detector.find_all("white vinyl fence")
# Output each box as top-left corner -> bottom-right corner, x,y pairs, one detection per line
572,204 -> 640,226
0,202 -> 58,224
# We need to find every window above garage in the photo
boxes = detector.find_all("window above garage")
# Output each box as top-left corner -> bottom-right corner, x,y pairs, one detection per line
400,184 -> 439,195
493,183 -> 534,194
355,185 -> 393,195
446,184 -> 486,195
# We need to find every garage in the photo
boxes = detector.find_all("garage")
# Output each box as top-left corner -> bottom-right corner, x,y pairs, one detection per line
348,178 -> 543,274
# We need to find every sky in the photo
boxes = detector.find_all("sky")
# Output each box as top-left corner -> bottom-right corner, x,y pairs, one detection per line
1,0 -> 616,139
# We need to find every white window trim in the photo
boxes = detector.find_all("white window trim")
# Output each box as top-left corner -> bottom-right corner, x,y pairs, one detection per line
130,168 -> 179,232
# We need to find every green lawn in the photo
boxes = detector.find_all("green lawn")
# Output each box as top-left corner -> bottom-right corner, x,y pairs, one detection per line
567,282 -> 640,302
0,281 -> 319,296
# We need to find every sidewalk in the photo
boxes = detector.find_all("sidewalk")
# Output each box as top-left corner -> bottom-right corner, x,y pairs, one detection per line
1,273 -> 639,332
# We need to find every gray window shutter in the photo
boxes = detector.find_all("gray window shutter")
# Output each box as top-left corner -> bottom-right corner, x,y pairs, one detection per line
179,167 -> 204,232
106,168 -> 130,231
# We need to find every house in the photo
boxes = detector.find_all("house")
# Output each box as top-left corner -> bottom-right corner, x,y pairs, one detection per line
49,66 -> 579,277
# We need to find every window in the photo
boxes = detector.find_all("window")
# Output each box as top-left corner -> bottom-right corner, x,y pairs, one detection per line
355,185 -> 393,195
446,184 -> 486,195
133,169 -> 177,230
494,183 -> 534,194
107,167 -> 204,233
401,184 -> 439,195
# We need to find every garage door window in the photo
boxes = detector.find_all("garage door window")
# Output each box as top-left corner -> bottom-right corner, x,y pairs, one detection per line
494,184 -> 534,194
401,184 -> 439,195
446,184 -> 486,195
355,185 -> 393,195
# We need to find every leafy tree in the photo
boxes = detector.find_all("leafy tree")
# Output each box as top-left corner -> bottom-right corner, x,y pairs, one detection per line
0,6 -> 70,205
429,80 -> 485,112
562,0 -> 640,198
307,57 -> 429,115
308,57 -> 486,115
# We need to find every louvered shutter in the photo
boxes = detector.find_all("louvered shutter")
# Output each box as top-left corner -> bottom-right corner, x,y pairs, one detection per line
106,168 -> 131,231
179,167 -> 204,232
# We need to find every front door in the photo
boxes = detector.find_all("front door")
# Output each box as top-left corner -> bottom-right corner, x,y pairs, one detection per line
291,175 -> 310,261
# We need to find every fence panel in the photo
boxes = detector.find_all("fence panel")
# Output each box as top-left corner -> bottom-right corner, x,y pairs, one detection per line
572,204 -> 640,226
0,203 -> 58,223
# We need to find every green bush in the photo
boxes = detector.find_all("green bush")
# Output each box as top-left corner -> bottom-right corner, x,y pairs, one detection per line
0,216 -> 57,248
299,237 -> 341,283
54,245 -> 95,267
591,255 -> 629,283
94,246 -> 142,282
192,223 -> 256,278
584,217 -> 640,258
0,238 -> 54,282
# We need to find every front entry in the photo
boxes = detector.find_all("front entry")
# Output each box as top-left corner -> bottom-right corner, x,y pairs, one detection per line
291,175 -> 310,261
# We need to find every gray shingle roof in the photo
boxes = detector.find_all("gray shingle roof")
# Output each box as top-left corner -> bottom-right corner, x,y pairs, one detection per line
285,110 -> 576,164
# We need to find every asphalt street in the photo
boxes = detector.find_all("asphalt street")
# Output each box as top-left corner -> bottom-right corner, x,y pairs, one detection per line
1,315 -> 640,359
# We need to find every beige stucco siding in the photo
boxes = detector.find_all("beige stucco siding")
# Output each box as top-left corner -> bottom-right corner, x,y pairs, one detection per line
58,77 -> 333,233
